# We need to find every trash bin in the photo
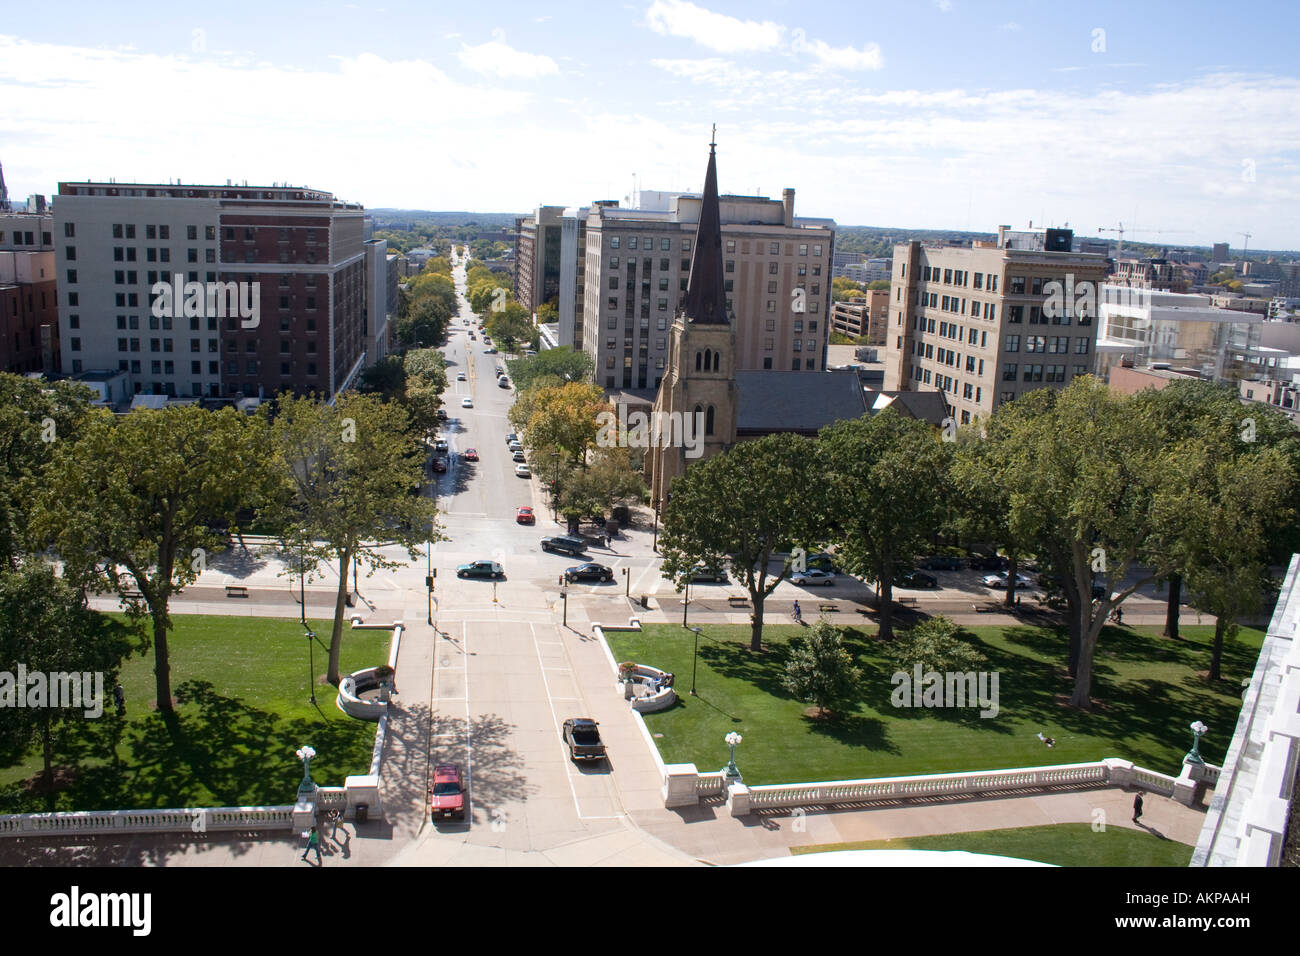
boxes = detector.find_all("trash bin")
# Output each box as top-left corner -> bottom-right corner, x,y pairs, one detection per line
355,803 -> 368,825
640,594 -> 649,609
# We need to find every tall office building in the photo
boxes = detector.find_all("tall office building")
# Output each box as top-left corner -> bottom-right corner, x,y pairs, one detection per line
882,226 -> 1109,424
54,181 -> 373,401
516,204 -> 588,348
582,186 -> 834,391
1212,242 -> 1230,264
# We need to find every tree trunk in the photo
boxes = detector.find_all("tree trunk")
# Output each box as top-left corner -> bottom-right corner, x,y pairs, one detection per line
878,575 -> 895,641
328,548 -> 350,686
1005,553 -> 1019,607
1070,619 -> 1103,710
41,711 -> 53,782
1209,617 -> 1226,682
749,590 -> 764,652
1163,573 -> 1182,640
152,607 -> 173,714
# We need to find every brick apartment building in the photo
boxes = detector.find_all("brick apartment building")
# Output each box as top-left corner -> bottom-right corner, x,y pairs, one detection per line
54,181 -> 381,401
883,226 -> 1109,424
0,210 -> 59,374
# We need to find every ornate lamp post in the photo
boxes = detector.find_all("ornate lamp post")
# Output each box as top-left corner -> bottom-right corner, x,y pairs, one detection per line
689,626 -> 702,697
723,732 -> 742,778
305,629 -> 317,705
296,745 -> 317,794
1185,720 -> 1208,765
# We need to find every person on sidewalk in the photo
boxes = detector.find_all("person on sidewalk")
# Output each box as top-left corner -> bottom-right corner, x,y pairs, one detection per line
301,826 -> 322,864
793,601 -> 802,625
1132,792 -> 1144,823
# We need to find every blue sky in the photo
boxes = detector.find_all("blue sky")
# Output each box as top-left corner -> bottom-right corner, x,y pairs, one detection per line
3,0 -> 1298,250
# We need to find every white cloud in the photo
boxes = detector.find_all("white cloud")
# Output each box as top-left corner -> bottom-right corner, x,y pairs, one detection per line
791,32 -> 882,71
999,22 -> 1022,32
934,0 -> 953,11
644,0 -> 784,53
457,33 -> 559,78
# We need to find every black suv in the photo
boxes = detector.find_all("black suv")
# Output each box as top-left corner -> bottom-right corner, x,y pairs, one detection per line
541,535 -> 587,556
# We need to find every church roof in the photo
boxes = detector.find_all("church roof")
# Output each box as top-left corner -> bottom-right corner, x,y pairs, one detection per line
681,140 -> 729,325
735,370 -> 868,434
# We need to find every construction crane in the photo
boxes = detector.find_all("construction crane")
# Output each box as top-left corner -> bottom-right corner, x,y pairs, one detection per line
1238,231 -> 1252,257
1097,222 -> 1191,255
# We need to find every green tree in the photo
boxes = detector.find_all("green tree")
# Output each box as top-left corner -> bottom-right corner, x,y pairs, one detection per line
270,394 -> 439,685
485,301 -> 534,352
659,433 -> 830,651
513,381 -> 608,464
889,615 -> 987,673
0,563 -> 137,797
782,618 -> 863,719
34,406 -> 276,714
819,409 -> 953,641
537,300 -> 558,324
506,348 -> 593,392
867,279 -> 891,291
395,294 -> 451,348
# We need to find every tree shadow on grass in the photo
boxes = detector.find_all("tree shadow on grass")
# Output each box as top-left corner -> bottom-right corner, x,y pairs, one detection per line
801,714 -> 899,755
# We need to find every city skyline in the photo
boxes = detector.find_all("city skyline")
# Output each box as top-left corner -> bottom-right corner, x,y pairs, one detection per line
2,1 -> 1299,249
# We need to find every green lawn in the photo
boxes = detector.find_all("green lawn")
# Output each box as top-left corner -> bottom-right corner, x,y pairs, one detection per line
790,823 -> 1195,866
605,622 -> 1261,786
0,615 -> 391,813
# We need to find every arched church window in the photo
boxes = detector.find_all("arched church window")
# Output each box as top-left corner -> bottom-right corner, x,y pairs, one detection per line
706,405 -> 715,436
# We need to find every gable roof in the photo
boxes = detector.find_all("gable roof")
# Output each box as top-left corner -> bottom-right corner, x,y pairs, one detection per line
735,370 -> 868,434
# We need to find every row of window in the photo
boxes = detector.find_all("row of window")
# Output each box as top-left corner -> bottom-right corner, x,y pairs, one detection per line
1,230 -> 50,246
919,266 -> 999,292
607,236 -> 826,257
1001,363 -> 1089,382
1003,335 -> 1091,355
107,358 -> 319,378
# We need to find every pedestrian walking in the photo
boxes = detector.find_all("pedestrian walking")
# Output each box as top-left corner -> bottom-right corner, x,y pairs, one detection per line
1132,792 -> 1144,823
112,683 -> 126,716
301,825 -> 322,864
328,808 -> 341,841
793,601 -> 802,624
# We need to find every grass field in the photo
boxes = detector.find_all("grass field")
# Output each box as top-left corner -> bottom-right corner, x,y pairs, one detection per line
0,615 -> 391,813
790,823 -> 1195,866
605,621 -> 1260,786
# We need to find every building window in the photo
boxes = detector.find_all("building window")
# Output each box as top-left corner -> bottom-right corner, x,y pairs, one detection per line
610,237 -> 620,249
726,240 -> 735,253
1074,338 -> 1090,354
1002,363 -> 1017,381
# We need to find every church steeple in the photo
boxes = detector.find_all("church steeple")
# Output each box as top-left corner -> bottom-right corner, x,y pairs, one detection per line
682,129 -> 728,325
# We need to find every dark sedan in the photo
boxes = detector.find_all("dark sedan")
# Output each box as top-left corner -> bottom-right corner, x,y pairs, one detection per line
564,563 -> 614,583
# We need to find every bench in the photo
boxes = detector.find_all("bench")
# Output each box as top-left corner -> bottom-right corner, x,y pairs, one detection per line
123,590 -> 144,601
727,596 -> 750,608
818,603 -> 840,613
972,602 -> 999,613
225,585 -> 250,598
897,597 -> 919,607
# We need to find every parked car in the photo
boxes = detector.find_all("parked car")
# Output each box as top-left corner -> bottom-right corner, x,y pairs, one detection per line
429,764 -> 465,821
434,439 -> 448,453
512,451 -> 526,463
565,563 -> 613,583
463,448 -> 478,462
515,506 -> 535,524
457,560 -> 503,579
689,564 -> 728,583
431,458 -> 447,473
515,464 -> 532,477
1038,573 -> 1107,600
436,409 -> 447,421
561,718 -> 606,762
484,347 -> 498,354
505,433 -> 518,444
967,554 -> 1007,572
791,569 -> 836,587
509,442 -> 523,454
894,570 -> 938,589
541,534 -> 587,556
461,397 -> 473,408
802,552 -> 838,573
982,572 -> 1035,590
456,372 -> 467,381
498,377 -> 510,388
918,555 -> 963,571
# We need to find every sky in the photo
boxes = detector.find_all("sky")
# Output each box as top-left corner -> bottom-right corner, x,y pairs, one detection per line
2,0 -> 1298,250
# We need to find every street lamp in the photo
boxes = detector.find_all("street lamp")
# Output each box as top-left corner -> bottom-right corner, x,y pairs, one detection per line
296,745 -> 317,794
305,629 -> 317,705
723,732 -> 742,778
688,626 -> 702,696
681,574 -> 691,628
561,580 -> 569,627
298,529 -> 309,627
1185,720 -> 1208,765
622,567 -> 630,598
652,502 -> 660,553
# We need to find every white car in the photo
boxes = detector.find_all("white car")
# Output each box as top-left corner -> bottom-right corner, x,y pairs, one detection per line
461,397 -> 473,408
456,372 -> 467,381
791,569 -> 836,587
981,572 -> 1034,589
515,464 -> 532,478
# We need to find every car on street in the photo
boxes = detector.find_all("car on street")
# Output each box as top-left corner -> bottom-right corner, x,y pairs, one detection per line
515,464 -> 532,477
461,397 -> 473,408
541,534 -> 587,556
802,552 -> 839,573
429,764 -> 465,821
505,433 -> 518,444
564,562 -> 614,583
434,439 -> 448,452
498,377 -> 510,388
515,506 -> 535,524
982,572 -> 1035,589
1038,573 -> 1107,600
484,347 -> 498,354
456,372 -> 467,381
431,458 -> 447,473
967,554 -> 1008,572
509,443 -> 523,455
894,569 -> 938,589
457,560 -> 503,579
512,450 -> 526,463
561,718 -> 606,762
436,408 -> 447,421
688,564 -> 729,583
790,569 -> 836,587
918,555 -> 964,571
463,448 -> 478,461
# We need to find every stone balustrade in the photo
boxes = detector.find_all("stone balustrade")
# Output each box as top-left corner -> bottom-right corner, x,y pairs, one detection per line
0,806 -> 294,837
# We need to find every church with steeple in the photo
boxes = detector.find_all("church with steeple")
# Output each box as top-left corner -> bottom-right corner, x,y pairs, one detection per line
648,134 -> 739,509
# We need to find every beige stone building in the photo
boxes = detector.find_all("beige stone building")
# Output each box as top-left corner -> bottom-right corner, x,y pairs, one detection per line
882,227 -> 1109,424
831,289 -> 889,344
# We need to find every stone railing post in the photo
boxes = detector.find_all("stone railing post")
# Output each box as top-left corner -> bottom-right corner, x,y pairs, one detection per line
726,781 -> 751,817
663,764 -> 701,808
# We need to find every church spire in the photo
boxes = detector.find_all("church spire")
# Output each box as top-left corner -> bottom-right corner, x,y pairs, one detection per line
682,129 -> 728,325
